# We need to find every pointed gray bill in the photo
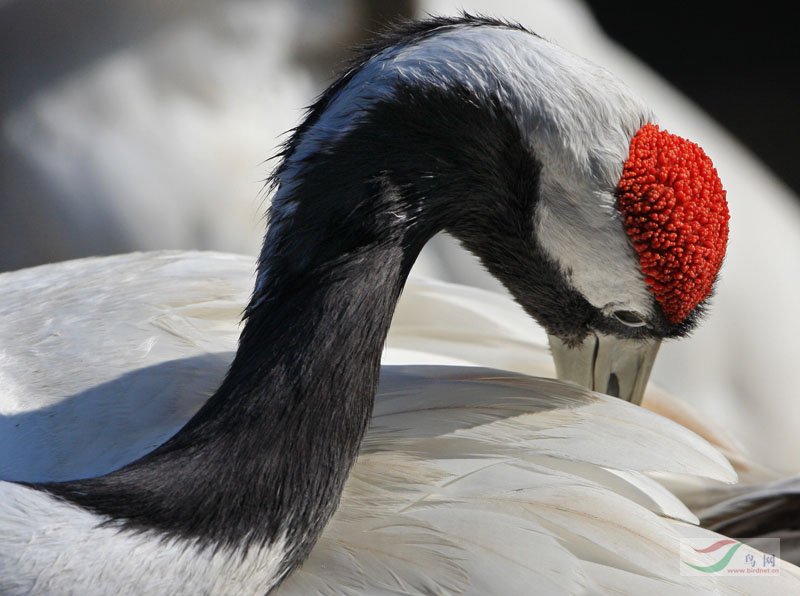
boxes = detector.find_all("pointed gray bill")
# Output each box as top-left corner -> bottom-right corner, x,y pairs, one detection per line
547,333 -> 661,405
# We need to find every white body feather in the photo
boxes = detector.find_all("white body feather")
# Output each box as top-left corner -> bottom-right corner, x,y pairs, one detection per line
1,252 -> 797,594
1,483 -> 288,596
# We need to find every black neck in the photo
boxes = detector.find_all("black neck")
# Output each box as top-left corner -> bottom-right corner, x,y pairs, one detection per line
38,126 -> 447,576
38,67 -> 549,585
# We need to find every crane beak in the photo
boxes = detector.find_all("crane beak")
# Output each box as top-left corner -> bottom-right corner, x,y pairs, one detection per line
547,333 -> 660,405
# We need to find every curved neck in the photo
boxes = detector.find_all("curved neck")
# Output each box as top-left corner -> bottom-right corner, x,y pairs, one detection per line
40,162 -> 442,583
40,20 -> 577,585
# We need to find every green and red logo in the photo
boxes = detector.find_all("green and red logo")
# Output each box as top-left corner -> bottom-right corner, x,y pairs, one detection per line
680,537 -> 780,576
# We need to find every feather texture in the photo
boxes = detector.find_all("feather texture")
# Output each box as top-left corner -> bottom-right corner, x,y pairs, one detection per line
280,367 -> 798,594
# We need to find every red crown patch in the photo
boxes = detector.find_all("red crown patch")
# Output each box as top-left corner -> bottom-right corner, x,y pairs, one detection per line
617,124 -> 729,324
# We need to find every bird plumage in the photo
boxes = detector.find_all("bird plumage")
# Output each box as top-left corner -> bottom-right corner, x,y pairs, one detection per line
2,251 -> 798,594
0,252 -> 246,483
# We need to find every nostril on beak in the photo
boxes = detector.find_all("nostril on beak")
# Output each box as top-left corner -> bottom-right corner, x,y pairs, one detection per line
607,373 -> 620,398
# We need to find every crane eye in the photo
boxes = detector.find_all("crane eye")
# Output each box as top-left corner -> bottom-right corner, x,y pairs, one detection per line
613,310 -> 648,328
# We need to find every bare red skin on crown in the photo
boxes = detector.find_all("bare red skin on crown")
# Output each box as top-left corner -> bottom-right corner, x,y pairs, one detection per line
616,124 -> 729,324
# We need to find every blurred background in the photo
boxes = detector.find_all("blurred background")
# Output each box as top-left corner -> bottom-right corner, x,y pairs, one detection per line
2,0 -> 799,471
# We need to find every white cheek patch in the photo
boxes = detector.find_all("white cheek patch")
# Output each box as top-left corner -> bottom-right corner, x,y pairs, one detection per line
535,188 -> 654,316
